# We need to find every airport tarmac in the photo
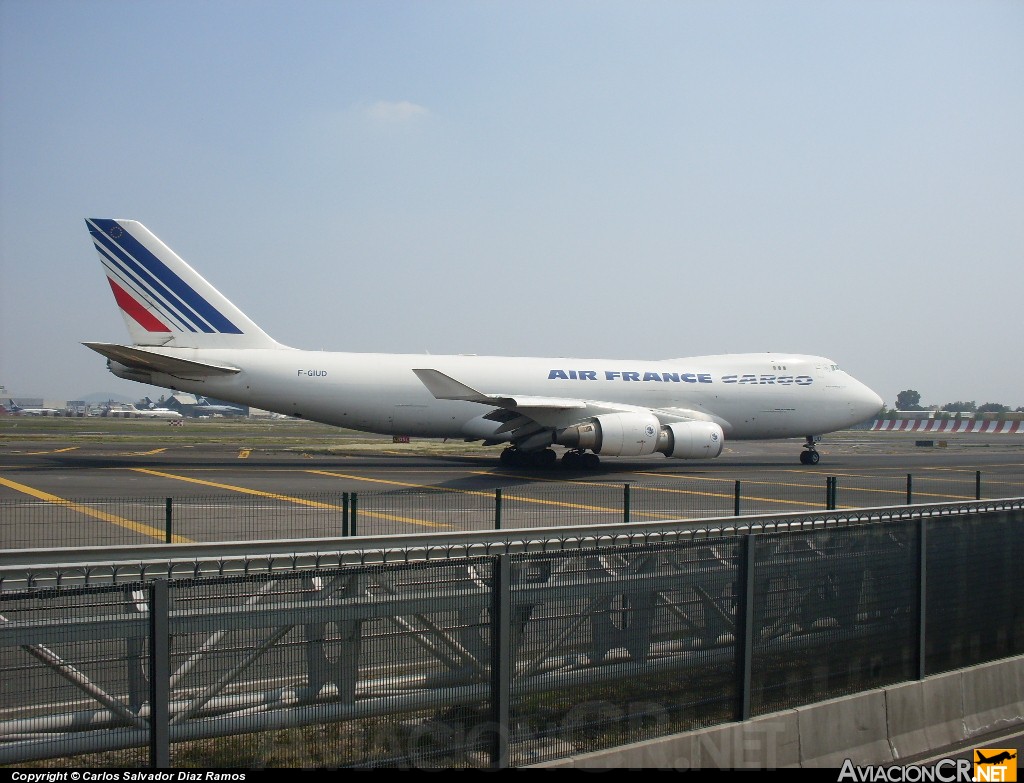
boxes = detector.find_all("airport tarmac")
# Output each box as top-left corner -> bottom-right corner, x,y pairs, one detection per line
1,418 -> 1023,489
1,418 -> 1023,547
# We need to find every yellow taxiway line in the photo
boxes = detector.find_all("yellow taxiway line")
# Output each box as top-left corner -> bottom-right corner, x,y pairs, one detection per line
0,474 -> 189,542
130,468 -> 452,529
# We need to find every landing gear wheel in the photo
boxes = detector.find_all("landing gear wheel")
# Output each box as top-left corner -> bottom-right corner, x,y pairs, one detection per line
561,450 -> 583,470
531,448 -> 557,468
500,447 -> 521,467
582,452 -> 601,470
800,437 -> 820,465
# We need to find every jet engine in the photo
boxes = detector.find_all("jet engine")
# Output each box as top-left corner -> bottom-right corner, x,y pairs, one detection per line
557,413 -> 724,459
656,420 -> 724,459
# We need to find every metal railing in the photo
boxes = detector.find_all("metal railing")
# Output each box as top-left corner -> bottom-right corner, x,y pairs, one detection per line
1,499 -> 1021,768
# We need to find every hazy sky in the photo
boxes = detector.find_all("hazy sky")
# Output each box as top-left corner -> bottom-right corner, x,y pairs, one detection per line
2,0 -> 1022,410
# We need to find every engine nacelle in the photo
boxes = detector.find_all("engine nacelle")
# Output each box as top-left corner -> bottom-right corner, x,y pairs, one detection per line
557,412 -> 661,456
558,414 -> 724,459
656,420 -> 724,459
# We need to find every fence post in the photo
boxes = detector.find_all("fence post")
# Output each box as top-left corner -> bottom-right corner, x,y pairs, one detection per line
495,488 -> 502,531
976,471 -> 982,500
916,519 -> 927,680
351,492 -> 357,537
734,534 -> 756,722
734,480 -> 741,516
149,579 -> 170,767
164,498 -> 172,544
490,554 -> 512,769
342,492 -> 349,537
831,476 -> 838,510
623,483 -> 631,523
906,474 -> 913,505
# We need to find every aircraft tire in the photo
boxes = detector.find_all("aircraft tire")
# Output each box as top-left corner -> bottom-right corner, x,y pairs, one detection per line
799,450 -> 820,465
561,451 -> 582,470
533,448 -> 557,467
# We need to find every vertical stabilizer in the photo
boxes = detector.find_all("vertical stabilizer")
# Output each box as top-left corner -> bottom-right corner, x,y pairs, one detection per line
86,218 -> 283,349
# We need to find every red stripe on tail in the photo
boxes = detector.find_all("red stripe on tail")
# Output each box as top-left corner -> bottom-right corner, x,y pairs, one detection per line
107,278 -> 171,332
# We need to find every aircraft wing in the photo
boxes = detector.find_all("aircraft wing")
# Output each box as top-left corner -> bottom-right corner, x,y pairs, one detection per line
83,343 -> 241,376
412,369 -> 724,435
412,369 -> 586,411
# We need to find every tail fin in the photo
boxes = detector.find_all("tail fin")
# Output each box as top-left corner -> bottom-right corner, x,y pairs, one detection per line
86,219 -> 282,350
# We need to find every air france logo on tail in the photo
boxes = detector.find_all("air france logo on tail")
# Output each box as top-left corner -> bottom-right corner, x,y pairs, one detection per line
87,219 -> 242,335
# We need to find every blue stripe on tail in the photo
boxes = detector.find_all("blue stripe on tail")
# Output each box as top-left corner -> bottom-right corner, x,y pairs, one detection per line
87,219 -> 243,335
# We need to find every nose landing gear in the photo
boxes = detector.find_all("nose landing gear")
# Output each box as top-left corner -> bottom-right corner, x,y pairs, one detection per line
800,436 -> 821,465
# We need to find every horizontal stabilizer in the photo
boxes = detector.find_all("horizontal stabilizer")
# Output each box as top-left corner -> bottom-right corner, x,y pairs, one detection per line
412,369 -> 587,410
83,342 -> 240,376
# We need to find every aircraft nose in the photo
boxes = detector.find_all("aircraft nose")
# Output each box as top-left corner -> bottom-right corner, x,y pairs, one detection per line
854,383 -> 884,421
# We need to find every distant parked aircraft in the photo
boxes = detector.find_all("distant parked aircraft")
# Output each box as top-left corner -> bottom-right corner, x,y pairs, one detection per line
100,402 -> 182,420
6,399 -> 62,416
194,396 -> 246,417
142,397 -> 187,417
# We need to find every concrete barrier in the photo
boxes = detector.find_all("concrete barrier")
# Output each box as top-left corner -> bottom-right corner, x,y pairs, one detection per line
797,690 -> 892,767
534,653 -> 1024,769
885,671 -> 966,759
961,655 -> 1024,737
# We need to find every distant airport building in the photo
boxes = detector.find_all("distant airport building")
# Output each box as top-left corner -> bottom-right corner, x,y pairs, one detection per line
892,408 -> 976,420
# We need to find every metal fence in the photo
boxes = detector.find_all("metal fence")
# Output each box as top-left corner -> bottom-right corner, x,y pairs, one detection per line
1,503 -> 1021,768
2,469 -> 1022,549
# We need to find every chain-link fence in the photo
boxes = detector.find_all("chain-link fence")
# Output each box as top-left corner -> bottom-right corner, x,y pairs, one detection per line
1,506 -> 1021,768
3,469 -> 1022,549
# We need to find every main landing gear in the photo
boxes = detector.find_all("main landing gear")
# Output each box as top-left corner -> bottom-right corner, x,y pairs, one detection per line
500,447 -> 555,468
800,436 -> 821,465
559,449 -> 601,470
499,447 -> 601,470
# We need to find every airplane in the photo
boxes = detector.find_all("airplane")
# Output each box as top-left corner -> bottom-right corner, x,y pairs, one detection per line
100,401 -> 183,420
976,751 -> 1016,765
82,218 -> 884,468
194,396 -> 246,417
6,399 -> 62,416
143,396 -> 188,418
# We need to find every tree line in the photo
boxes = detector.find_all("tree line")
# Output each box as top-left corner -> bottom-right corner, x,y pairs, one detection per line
893,390 -> 1024,414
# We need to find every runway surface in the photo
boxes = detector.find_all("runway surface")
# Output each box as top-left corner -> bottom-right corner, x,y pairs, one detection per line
2,417 -> 1023,548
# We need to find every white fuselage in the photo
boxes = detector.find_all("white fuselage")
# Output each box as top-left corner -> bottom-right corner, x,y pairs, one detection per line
112,349 -> 883,442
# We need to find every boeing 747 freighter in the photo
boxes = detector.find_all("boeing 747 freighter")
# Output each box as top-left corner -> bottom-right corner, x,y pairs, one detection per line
83,219 -> 883,468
